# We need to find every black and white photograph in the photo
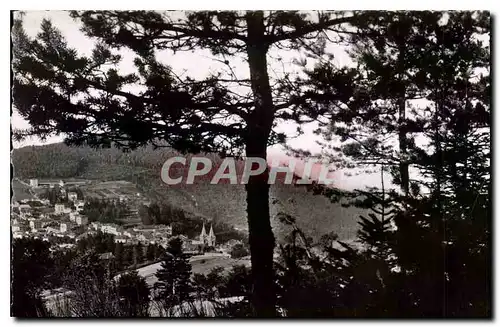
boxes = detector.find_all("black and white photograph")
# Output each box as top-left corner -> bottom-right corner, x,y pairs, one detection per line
10,9 -> 491,318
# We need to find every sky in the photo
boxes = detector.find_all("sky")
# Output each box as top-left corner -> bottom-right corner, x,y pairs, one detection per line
12,10 -> 392,190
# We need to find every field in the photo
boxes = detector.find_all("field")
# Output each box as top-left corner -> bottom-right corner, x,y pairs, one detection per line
136,254 -> 251,286
80,180 -> 149,224
24,179 -> 147,204
190,254 -> 251,275
80,180 -> 147,202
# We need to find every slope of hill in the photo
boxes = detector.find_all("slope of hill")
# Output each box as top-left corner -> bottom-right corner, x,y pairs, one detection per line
11,143 -> 365,242
11,178 -> 33,202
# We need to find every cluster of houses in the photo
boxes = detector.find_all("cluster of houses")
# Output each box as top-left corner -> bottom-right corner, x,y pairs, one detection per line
11,198 -> 177,249
12,178 -> 247,256
88,221 -> 174,246
12,198 -> 90,245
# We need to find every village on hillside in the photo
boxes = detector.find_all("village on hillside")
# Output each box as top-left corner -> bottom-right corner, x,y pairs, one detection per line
12,176 -> 253,317
11,177 -> 247,258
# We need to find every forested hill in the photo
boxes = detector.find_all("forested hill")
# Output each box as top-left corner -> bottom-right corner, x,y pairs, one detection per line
11,142 -> 178,179
11,143 -> 365,242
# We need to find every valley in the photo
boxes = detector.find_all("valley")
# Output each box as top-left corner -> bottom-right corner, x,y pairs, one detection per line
11,143 -> 366,243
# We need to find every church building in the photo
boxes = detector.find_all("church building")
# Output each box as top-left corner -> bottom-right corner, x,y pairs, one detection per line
199,223 -> 216,247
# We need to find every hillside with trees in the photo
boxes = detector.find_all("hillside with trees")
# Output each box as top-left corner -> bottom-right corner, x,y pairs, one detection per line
11,142 -> 365,242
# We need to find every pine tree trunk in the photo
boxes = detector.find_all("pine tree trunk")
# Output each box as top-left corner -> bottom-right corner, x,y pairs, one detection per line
245,168 -> 276,317
397,42 -> 409,196
245,11 -> 277,317
432,88 -> 446,317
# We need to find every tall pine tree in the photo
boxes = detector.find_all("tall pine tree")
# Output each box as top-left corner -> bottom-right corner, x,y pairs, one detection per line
12,10 -> 364,315
154,237 -> 193,313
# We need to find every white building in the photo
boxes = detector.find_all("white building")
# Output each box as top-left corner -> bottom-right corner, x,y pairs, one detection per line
75,200 -> 85,212
29,179 -> 38,187
30,220 -> 42,231
58,243 -> 75,250
55,204 -> 65,215
100,224 -> 122,236
19,204 -> 31,219
90,222 -> 102,230
151,225 -> 173,237
191,239 -> 203,246
164,225 -> 173,237
69,212 -> 78,222
46,227 -> 60,234
99,252 -> 114,260
13,232 -> 25,239
67,192 -> 78,202
75,215 -> 88,226
11,218 -> 28,233
60,222 -> 76,233
123,231 -> 136,238
136,234 -> 149,242
133,225 -> 173,238
60,223 -> 68,233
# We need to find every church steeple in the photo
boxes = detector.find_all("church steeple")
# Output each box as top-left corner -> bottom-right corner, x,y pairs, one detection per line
208,224 -> 216,247
200,223 -> 207,243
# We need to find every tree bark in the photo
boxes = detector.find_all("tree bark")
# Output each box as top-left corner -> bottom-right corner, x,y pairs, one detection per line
244,11 -> 277,317
397,42 -> 409,197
